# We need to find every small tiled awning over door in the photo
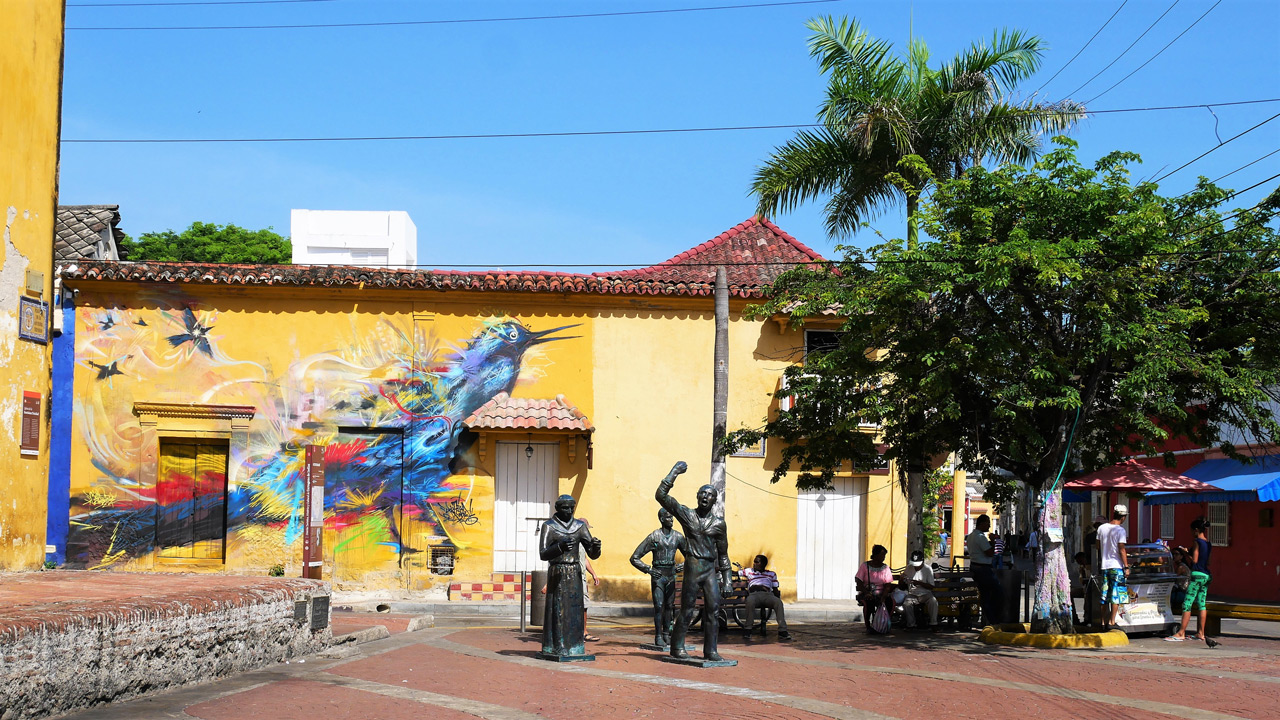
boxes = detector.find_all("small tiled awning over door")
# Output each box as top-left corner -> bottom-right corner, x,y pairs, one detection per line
462,393 -> 593,574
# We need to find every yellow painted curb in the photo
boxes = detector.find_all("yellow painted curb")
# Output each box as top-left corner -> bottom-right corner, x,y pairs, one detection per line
979,623 -> 1129,648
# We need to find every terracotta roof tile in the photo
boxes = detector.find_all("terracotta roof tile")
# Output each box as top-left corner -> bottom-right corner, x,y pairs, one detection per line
463,393 -> 594,432
59,217 -> 824,299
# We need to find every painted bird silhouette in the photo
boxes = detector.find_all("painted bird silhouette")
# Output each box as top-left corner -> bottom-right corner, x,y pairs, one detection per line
87,358 -> 128,381
167,308 -> 214,357
235,319 -> 579,559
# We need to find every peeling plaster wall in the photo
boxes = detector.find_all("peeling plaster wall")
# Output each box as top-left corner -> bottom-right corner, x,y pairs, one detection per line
0,1 -> 65,569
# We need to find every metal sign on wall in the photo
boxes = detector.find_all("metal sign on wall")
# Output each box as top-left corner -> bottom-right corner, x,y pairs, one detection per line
303,445 -> 325,579
20,392 -> 41,457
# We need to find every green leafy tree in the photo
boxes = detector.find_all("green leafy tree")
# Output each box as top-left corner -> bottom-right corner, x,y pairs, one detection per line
119,221 -> 291,263
751,15 -> 1084,555
727,141 -> 1280,633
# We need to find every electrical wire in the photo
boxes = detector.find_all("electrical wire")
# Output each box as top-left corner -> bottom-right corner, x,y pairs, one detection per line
58,98 -> 1280,144
1033,0 -> 1129,96
1154,112 -> 1280,183
1207,148 -> 1280,186
726,469 -> 897,501
66,0 -> 844,30
1083,0 -> 1224,105
1062,0 -> 1182,100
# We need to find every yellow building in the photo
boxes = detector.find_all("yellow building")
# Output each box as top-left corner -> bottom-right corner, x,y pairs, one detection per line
1,0 -> 65,570
58,219 -> 908,598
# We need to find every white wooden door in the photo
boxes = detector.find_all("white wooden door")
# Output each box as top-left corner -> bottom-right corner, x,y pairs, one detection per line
493,442 -> 559,573
796,477 -> 866,599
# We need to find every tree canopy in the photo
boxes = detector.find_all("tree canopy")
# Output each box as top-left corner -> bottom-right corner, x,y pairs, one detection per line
730,141 -> 1280,495
119,222 -> 291,263
728,142 -> 1279,632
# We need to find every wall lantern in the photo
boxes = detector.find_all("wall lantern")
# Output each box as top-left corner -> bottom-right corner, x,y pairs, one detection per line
524,433 -> 534,460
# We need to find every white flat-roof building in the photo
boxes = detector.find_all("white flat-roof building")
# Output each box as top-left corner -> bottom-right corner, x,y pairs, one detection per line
290,209 -> 418,267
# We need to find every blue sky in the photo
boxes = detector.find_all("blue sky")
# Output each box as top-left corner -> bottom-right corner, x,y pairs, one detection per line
58,0 -> 1280,269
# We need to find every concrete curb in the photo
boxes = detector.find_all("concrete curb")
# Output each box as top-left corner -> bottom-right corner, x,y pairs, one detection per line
980,623 -> 1129,648
338,600 -> 863,623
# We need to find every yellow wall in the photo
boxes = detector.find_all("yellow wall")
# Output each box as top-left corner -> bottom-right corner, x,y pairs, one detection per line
0,0 -> 64,569
64,283 -> 908,595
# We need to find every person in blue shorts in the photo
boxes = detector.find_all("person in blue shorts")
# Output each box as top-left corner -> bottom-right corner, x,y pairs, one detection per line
1097,504 -> 1129,632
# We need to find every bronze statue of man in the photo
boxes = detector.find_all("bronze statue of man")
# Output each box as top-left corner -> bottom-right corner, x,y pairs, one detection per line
631,508 -> 686,648
656,461 -> 732,662
538,494 -> 601,661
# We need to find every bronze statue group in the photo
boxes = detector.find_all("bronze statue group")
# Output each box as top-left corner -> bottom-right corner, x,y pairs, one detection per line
537,461 -> 737,667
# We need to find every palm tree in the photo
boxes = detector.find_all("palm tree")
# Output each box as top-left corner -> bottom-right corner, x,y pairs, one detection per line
754,16 -> 1085,556
754,16 -> 1084,245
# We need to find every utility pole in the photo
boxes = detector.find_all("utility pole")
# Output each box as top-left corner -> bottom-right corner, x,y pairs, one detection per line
711,266 -> 729,514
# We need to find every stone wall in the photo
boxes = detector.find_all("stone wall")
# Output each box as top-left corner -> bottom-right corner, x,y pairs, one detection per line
0,578 -> 330,719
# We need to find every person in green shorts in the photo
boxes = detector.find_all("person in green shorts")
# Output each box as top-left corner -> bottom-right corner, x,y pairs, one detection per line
1166,517 -> 1218,646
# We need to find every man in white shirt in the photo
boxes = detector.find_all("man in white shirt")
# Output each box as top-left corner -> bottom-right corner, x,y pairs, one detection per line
1097,504 -> 1130,632
900,550 -> 939,631
966,514 -> 1001,626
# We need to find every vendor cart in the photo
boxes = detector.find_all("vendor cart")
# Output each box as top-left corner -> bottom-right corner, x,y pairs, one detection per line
1110,543 -> 1181,634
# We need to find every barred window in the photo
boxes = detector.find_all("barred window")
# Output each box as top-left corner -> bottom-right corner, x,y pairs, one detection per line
1207,502 -> 1230,547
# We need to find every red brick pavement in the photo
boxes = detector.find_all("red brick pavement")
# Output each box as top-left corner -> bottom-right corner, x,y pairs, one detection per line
330,643 -> 832,720
448,630 -> 1176,720
329,611 -> 419,637
187,679 -> 480,720
704,632 -> 1279,719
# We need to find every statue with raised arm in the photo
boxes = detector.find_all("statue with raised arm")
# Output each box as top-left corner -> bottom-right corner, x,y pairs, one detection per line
631,508 -> 687,648
538,494 -> 601,661
656,461 -> 734,665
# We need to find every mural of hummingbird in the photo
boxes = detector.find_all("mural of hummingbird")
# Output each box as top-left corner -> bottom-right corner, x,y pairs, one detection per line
237,318 -> 580,559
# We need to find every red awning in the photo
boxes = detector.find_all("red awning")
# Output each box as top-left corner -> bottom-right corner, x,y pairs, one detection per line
1064,459 -> 1220,492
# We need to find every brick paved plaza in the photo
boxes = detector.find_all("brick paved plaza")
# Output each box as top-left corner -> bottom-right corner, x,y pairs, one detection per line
66,615 -> 1280,720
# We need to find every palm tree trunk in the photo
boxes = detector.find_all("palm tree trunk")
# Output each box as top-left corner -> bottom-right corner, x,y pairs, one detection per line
906,194 -> 920,251
905,193 -> 924,557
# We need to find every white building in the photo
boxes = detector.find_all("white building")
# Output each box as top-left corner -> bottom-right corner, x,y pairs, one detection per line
290,209 -> 418,267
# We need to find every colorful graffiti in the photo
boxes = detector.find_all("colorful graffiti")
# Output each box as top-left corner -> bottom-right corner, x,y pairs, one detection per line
66,296 -> 573,584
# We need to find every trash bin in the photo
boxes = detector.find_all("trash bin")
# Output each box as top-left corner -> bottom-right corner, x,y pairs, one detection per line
998,566 -> 1021,624
528,570 -> 548,627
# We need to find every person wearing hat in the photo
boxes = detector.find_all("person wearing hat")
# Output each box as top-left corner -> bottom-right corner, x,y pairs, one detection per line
1097,503 -> 1130,632
900,550 -> 939,631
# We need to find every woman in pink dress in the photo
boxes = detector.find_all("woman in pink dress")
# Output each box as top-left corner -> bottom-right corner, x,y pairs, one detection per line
855,544 -> 895,634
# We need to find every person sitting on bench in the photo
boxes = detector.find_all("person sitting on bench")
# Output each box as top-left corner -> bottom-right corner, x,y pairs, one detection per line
900,550 -> 939,632
742,554 -> 791,640
856,545 -> 895,634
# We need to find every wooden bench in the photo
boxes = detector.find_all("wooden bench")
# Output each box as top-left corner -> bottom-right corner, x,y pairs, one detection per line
1205,601 -> 1280,635
673,576 -> 768,631
929,568 -> 981,629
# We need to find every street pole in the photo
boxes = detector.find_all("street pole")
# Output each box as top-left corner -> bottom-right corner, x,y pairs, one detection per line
950,462 -> 966,567
711,266 -> 729,514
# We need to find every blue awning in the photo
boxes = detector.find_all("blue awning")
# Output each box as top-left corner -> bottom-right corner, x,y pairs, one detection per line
1145,455 -> 1280,505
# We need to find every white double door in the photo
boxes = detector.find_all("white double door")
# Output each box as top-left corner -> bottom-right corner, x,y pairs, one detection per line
493,442 -> 559,573
796,477 -> 867,599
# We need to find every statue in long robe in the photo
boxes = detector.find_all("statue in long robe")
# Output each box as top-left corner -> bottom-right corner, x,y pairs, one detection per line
538,494 -> 601,659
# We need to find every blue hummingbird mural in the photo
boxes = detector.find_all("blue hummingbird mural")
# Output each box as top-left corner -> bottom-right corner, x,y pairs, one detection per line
68,310 -> 578,573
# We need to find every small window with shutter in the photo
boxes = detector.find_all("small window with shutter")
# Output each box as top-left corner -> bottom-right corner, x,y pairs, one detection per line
1207,502 -> 1230,547
1160,505 -> 1175,539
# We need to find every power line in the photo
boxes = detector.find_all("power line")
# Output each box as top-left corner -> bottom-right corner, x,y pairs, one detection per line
58,98 -> 1280,144
65,0 -> 843,30
1034,0 -> 1129,96
1083,0 -> 1224,105
1154,112 -> 1280,183
1062,0 -> 1182,100
1208,148 -> 1280,185
68,0 -> 334,6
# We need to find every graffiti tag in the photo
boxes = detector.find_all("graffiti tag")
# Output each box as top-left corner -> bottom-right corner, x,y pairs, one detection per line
439,495 -> 479,526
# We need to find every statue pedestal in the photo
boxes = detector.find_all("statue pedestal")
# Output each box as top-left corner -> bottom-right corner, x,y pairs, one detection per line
660,655 -> 738,668
537,651 -> 595,663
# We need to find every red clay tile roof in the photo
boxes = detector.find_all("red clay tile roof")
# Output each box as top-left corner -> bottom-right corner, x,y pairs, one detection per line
462,393 -> 593,432
59,217 -> 825,299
